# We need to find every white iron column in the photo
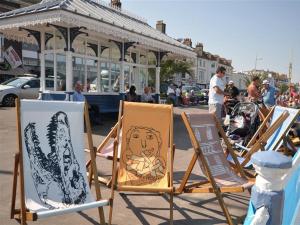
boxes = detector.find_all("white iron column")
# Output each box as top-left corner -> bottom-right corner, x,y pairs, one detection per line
155,52 -> 160,94
66,51 -> 72,91
120,41 -> 125,93
66,27 -> 72,91
40,31 -> 45,92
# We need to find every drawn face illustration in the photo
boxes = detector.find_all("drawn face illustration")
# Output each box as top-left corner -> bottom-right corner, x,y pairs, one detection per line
127,127 -> 161,157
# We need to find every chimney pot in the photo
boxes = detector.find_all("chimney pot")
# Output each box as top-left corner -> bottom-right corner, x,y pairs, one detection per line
111,0 -> 121,9
156,20 -> 166,34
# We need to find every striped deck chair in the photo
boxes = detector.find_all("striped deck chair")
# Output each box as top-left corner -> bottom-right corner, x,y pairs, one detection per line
234,106 -> 299,167
11,100 -> 110,225
177,112 -> 255,225
109,101 -> 174,225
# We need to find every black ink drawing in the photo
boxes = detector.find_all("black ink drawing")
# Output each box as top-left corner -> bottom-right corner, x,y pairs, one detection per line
24,111 -> 87,209
123,126 -> 166,185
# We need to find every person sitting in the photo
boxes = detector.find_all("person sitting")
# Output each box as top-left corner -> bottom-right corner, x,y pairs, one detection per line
72,81 -> 102,125
126,85 -> 139,102
141,86 -> 155,103
167,84 -> 176,105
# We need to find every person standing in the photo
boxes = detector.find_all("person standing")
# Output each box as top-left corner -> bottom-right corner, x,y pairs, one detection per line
225,80 -> 240,100
208,66 -> 226,122
247,76 -> 261,101
261,80 -> 277,107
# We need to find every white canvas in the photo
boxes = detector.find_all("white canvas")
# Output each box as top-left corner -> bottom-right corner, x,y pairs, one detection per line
20,100 -> 94,212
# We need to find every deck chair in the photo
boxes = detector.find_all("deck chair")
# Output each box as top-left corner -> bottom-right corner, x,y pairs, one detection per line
177,112 -> 255,225
235,106 -> 299,167
85,122 -> 122,186
11,99 -> 110,225
109,101 -> 174,224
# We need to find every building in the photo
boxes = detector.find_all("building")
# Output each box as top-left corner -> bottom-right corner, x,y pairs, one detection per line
0,0 -> 195,110
193,42 -> 233,88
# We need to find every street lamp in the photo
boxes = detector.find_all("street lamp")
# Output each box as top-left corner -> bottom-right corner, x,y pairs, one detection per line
254,55 -> 263,71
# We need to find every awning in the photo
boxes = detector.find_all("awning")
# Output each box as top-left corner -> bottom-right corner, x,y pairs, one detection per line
0,0 -> 196,59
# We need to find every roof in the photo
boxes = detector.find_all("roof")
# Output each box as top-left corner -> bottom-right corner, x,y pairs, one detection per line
0,0 -> 195,58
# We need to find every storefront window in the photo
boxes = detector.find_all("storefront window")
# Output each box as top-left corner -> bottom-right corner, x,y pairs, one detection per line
72,56 -> 85,89
45,53 -> 54,91
111,63 -> 120,92
100,62 -> 109,92
124,65 -> 130,92
140,54 -> 147,65
57,54 -> 66,91
86,59 -> 97,92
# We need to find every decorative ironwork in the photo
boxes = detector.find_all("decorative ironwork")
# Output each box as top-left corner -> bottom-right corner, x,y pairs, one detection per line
110,40 -> 136,61
69,26 -> 88,52
45,33 -> 54,47
87,42 -> 98,57
151,51 -> 168,66
19,27 -> 41,52
47,24 -> 88,51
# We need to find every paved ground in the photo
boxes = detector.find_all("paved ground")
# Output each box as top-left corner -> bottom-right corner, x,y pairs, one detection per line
0,105 -> 251,225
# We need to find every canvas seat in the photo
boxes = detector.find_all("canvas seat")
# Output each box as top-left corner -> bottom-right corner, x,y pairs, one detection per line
109,101 -> 174,225
233,106 -> 299,167
177,112 -> 255,225
11,100 -> 110,225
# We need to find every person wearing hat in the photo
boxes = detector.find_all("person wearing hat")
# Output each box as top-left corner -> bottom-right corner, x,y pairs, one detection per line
225,80 -> 240,100
261,79 -> 277,107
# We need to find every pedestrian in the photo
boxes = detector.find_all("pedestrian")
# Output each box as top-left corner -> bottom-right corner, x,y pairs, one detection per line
141,86 -> 154,103
225,80 -> 240,100
208,66 -> 226,122
247,76 -> 261,102
126,85 -> 138,102
72,81 -> 102,125
261,80 -> 277,107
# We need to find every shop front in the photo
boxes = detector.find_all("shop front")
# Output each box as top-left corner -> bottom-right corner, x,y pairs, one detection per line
0,0 -> 195,112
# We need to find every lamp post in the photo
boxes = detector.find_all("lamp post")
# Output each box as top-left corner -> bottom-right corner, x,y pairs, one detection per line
254,55 -> 263,71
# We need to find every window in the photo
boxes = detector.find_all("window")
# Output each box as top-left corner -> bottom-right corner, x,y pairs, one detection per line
26,80 -> 40,88
211,63 -> 215,68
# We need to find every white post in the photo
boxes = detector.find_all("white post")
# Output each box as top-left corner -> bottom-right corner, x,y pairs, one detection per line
155,67 -> 160,94
97,41 -> 101,92
53,29 -> 57,91
66,27 -> 72,91
40,31 -> 46,92
120,41 -> 125,93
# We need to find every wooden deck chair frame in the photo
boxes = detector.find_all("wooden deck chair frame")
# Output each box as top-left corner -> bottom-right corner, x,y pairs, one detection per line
232,107 -> 290,167
246,106 -> 300,155
177,112 -> 254,225
108,101 -> 175,225
85,122 -> 120,186
11,99 -> 110,225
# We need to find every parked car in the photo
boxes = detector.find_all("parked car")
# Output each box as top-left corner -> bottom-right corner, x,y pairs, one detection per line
0,76 -> 53,107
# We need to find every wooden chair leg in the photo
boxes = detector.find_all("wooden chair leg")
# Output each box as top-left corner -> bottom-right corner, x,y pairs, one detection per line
11,153 -> 19,219
214,189 -> 234,225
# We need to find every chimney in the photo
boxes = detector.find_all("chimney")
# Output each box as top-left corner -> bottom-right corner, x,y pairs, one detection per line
111,0 -> 121,9
195,42 -> 203,56
156,20 -> 166,34
183,38 -> 192,47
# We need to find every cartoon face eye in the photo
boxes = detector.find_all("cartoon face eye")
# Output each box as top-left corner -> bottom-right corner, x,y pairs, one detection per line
146,134 -> 154,140
132,132 -> 139,138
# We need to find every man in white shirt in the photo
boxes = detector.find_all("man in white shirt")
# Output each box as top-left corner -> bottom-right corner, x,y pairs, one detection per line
208,66 -> 226,122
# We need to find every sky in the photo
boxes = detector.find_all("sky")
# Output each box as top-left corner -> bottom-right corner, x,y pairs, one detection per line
119,0 -> 300,82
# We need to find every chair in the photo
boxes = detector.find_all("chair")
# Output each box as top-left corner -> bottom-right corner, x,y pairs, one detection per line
234,106 -> 299,167
85,122 -> 121,186
11,99 -> 110,225
177,112 -> 255,225
109,101 -> 174,224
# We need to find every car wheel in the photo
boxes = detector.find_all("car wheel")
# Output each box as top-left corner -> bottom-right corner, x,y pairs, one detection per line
2,94 -> 17,107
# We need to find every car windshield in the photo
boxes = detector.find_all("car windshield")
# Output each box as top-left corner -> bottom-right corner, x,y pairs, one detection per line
1,78 -> 29,87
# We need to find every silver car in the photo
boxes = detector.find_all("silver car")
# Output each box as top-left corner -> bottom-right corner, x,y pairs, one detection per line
0,76 -> 52,107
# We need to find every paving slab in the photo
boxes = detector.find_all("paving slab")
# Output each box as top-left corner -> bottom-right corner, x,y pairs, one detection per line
0,105 -> 250,225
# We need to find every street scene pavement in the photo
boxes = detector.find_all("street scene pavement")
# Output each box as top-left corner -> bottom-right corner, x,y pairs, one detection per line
0,105 -> 250,225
